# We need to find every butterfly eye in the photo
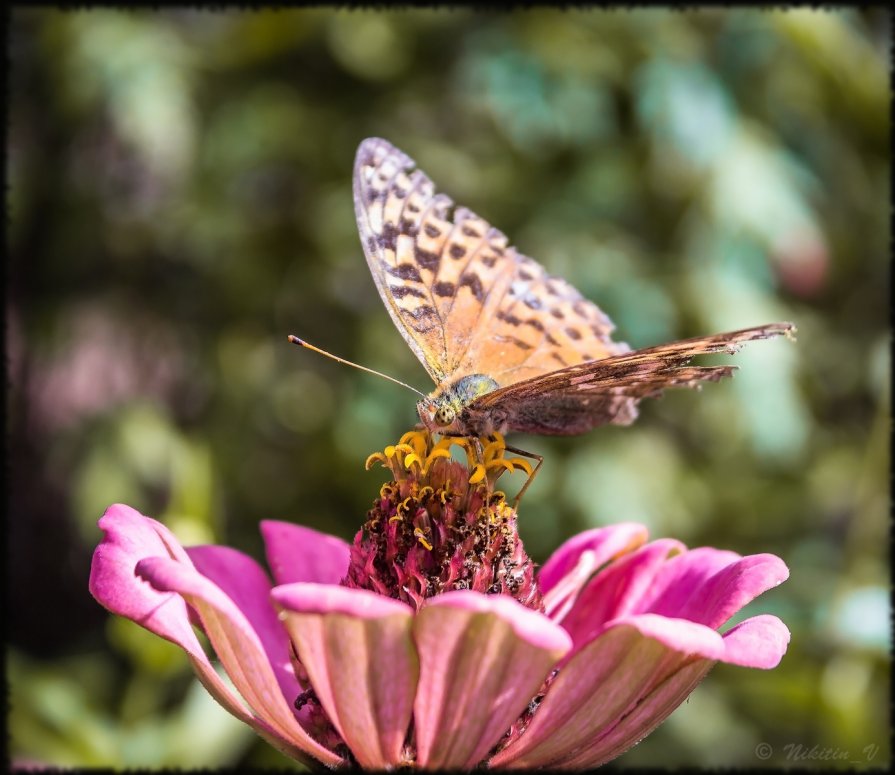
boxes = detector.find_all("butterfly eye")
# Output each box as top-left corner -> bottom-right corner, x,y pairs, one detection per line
434,405 -> 456,426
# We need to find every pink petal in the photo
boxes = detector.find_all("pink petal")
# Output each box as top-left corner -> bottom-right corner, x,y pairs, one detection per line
90,505 -> 201,650
559,538 -> 684,652
639,549 -> 790,629
136,555 -> 340,767
186,545 -> 298,711
557,658 -> 712,769
412,591 -> 571,770
565,617 -> 788,768
720,614 -> 791,668
260,520 -> 350,586
539,524 -> 649,620
89,504 -> 334,767
492,614 -> 721,769
272,584 -> 416,769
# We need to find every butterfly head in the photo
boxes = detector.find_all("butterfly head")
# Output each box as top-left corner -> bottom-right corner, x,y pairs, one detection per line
417,374 -> 501,435
417,396 -> 460,434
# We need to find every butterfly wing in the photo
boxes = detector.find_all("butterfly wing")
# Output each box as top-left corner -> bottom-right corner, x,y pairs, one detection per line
353,138 -> 628,387
463,322 -> 796,435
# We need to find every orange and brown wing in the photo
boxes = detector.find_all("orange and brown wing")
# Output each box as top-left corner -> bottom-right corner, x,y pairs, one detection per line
353,138 -> 628,387
451,251 -> 629,387
463,323 -> 796,435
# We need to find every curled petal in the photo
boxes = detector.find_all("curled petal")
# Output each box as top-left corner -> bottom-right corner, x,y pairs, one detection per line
639,549 -> 790,629
413,591 -> 571,770
90,504 -> 199,649
136,555 -> 340,767
492,614 -> 721,769
260,520 -> 349,586
559,538 -> 684,652
273,584 -> 417,769
540,523 -> 649,620
89,505 -> 336,767
720,614 -> 791,668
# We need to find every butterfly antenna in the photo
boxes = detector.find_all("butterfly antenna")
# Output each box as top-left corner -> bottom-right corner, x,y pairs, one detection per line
287,335 -> 428,399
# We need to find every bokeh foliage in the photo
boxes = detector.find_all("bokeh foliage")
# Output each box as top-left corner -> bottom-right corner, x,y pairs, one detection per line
8,7 -> 889,769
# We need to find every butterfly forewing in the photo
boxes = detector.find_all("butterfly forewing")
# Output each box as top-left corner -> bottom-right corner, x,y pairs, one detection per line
353,138 -> 628,388
455,253 -> 627,386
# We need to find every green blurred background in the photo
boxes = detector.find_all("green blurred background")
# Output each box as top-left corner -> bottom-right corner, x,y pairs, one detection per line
8,8 -> 889,770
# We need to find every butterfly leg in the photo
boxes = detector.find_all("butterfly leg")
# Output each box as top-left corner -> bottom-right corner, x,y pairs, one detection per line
504,445 -> 544,509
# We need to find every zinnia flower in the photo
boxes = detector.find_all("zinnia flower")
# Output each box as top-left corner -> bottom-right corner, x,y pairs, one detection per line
89,431 -> 790,769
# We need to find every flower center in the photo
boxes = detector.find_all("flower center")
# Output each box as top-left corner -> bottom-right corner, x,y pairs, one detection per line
342,430 -> 543,612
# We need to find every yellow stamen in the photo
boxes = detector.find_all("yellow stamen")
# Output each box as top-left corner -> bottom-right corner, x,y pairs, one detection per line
487,458 -> 516,475
418,486 -> 434,500
389,515 -> 403,523
422,447 -> 452,474
399,430 -> 428,456
398,430 -> 416,444
469,464 -> 486,484
508,457 -> 533,476
450,437 -> 471,454
432,436 -> 455,453
365,452 -> 388,470
404,453 -> 423,470
483,439 -> 505,463
414,528 -> 433,551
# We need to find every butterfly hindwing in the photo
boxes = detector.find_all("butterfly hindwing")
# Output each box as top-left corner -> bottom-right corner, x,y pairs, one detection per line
463,323 -> 795,435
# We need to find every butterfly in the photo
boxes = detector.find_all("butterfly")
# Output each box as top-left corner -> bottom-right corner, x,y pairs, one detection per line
350,137 -> 795,443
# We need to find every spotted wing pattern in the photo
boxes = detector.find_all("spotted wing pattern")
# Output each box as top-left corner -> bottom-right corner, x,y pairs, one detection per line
353,138 -> 628,388
463,323 -> 796,435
